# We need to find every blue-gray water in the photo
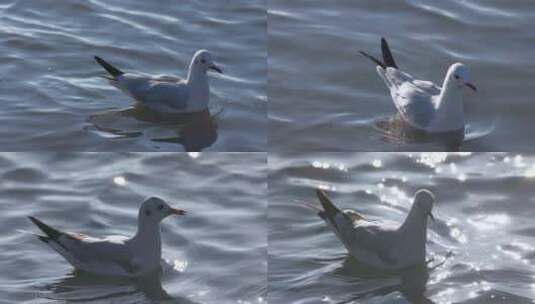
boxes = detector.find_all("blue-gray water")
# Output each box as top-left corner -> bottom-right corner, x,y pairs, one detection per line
0,0 -> 266,151
269,0 -> 535,151
269,152 -> 535,303
0,152 -> 267,303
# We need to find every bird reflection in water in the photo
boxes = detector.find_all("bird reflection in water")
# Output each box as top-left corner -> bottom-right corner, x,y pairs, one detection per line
87,103 -> 220,151
333,257 -> 437,304
40,267 -> 199,304
375,114 -> 464,152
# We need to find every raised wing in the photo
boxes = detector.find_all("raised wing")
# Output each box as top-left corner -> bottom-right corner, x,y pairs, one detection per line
342,224 -> 397,265
314,191 -> 399,266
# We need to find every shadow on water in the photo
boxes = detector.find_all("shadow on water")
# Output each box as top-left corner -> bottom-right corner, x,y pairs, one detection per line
332,257 -> 435,304
87,103 -> 220,151
40,268 -> 199,304
374,114 -> 495,151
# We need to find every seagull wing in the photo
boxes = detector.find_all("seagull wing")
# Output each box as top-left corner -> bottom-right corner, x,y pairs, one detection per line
385,68 -> 438,129
347,225 -> 397,265
314,191 -> 397,266
152,75 -> 185,83
119,76 -> 190,112
29,217 -> 137,275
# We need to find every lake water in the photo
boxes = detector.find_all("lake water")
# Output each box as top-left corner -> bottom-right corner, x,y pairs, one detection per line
0,0 -> 267,151
269,0 -> 535,151
0,152 -> 267,303
269,152 -> 535,303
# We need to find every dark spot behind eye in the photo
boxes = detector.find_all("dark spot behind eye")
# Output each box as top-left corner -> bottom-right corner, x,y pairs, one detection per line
158,205 -> 164,210
145,210 -> 151,216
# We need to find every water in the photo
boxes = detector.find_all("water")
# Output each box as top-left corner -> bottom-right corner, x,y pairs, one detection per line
0,152 -> 267,303
0,0 -> 267,151
269,0 -> 535,151
269,152 -> 535,303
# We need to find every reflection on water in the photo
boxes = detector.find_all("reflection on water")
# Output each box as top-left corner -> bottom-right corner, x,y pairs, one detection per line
334,258 -> 434,304
42,268 -> 198,303
87,104 -> 220,151
375,114 -> 494,152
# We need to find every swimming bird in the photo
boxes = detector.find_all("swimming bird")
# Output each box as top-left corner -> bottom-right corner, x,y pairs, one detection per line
312,188 -> 435,270
95,50 -> 223,113
28,197 -> 186,277
360,38 -> 477,133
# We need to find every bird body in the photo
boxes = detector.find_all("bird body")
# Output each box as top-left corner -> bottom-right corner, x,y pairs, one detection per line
314,189 -> 434,270
361,38 -> 476,133
29,197 -> 186,277
95,50 -> 223,113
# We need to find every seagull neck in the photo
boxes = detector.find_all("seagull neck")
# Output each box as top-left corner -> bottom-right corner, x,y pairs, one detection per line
435,74 -> 465,131
186,63 -> 210,111
399,207 -> 428,250
133,219 -> 162,254
186,63 -> 207,85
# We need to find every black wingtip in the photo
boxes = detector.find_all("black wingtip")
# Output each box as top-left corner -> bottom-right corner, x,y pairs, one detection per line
359,50 -> 386,69
37,235 -> 50,243
94,56 -> 124,77
380,37 -> 398,69
28,216 -> 62,241
316,189 -> 342,219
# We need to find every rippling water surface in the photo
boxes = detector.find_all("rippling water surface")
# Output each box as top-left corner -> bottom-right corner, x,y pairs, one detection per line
269,152 -> 535,303
269,0 -> 535,151
0,152 -> 267,303
0,0 -> 266,151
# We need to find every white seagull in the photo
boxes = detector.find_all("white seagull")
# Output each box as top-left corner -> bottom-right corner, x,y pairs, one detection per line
360,38 -> 477,133
312,188 -> 435,270
95,50 -> 223,113
28,197 -> 186,277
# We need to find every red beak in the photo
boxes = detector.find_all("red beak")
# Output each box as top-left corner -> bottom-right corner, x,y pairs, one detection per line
170,208 -> 186,215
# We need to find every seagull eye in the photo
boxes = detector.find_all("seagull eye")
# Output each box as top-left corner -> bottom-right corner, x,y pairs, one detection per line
454,75 -> 460,79
200,59 -> 206,64
158,205 -> 164,210
145,210 -> 151,216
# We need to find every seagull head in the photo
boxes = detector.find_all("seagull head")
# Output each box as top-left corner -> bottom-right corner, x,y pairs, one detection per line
139,197 -> 186,223
413,189 -> 435,221
191,50 -> 223,74
449,63 -> 477,92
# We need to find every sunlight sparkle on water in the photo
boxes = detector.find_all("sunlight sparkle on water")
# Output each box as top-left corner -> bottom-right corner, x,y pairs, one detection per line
372,159 -> 382,168
113,176 -> 126,186
312,160 -> 348,172
416,152 -> 448,168
172,259 -> 187,272
468,213 -> 510,230
187,152 -> 200,159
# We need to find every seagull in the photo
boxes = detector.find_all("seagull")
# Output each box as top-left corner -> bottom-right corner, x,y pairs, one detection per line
28,197 -> 186,277
311,188 -> 435,270
360,38 -> 477,133
94,50 -> 223,113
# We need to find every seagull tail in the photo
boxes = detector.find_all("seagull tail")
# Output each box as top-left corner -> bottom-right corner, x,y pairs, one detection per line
381,37 -> 398,69
315,189 -> 342,219
359,51 -> 386,69
28,216 -> 64,243
94,56 -> 124,78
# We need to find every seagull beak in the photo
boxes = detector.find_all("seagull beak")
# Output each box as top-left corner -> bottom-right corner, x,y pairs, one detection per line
209,64 -> 223,74
170,208 -> 186,216
464,82 -> 477,92
428,211 -> 435,222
